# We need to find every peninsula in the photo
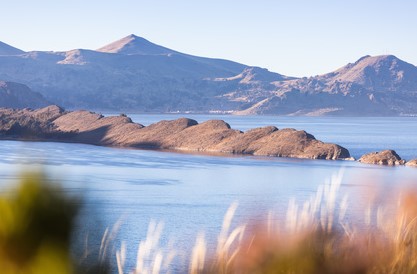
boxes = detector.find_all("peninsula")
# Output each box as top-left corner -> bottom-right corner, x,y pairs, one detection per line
0,105 -> 350,160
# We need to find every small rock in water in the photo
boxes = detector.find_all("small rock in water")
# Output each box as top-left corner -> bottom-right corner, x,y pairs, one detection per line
358,150 -> 405,166
405,159 -> 417,167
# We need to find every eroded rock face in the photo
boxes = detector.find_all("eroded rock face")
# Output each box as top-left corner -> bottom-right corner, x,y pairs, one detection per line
162,120 -> 240,151
0,106 -> 351,160
125,118 -> 198,148
213,126 -> 278,154
241,128 -> 349,160
0,105 -> 65,138
358,150 -> 406,166
53,111 -> 144,145
406,159 -> 417,167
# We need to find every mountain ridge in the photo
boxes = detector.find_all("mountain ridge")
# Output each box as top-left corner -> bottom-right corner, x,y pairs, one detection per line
0,35 -> 416,115
252,54 -> 417,115
97,34 -> 178,55
319,54 -> 417,92
0,41 -> 25,56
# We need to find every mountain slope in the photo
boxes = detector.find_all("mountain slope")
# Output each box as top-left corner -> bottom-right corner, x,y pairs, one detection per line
318,55 -> 417,93
241,55 -> 417,115
0,35 -> 416,115
0,81 -> 50,108
0,35 -> 286,111
97,34 -> 177,55
97,34 -> 257,74
0,41 -> 24,56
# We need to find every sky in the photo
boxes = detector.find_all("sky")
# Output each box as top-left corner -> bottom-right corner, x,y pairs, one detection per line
1,0 -> 417,77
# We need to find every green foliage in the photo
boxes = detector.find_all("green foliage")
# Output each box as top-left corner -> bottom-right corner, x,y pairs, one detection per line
0,172 -> 78,274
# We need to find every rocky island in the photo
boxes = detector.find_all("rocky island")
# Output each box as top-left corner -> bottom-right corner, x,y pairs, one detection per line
0,105 -> 350,160
358,150 -> 406,166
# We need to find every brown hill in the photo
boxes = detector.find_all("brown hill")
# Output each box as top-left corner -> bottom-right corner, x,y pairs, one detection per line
0,106 -> 350,160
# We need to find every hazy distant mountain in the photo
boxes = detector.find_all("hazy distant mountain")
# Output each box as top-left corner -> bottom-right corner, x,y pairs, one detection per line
0,81 -> 50,109
0,35 -> 416,115
242,55 -> 417,115
322,55 -> 417,91
0,41 -> 24,56
0,34 -> 287,111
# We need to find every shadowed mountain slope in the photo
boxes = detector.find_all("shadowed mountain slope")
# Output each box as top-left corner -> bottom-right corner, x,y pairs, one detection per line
0,81 -> 50,109
0,41 -> 24,56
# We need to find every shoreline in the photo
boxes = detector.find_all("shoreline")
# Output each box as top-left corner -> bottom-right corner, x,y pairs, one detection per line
0,105 -> 415,167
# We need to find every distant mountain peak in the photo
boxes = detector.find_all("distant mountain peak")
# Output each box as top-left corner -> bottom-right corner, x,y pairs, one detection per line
96,34 -> 177,55
1,34 -> 417,116
356,54 -> 399,63
354,55 -> 371,64
331,55 -> 409,76
120,34 -> 148,43
0,41 -> 25,56
312,54 -> 417,95
125,34 -> 140,39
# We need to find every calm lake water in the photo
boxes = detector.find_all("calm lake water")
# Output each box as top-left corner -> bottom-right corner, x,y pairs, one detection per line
0,115 -> 417,271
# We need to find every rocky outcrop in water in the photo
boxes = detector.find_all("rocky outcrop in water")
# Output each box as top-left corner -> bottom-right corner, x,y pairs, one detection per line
406,159 -> 417,167
0,105 -> 67,138
358,150 -> 406,166
0,106 -> 350,160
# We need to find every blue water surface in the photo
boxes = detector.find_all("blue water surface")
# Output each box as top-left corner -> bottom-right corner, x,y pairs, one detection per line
0,115 -> 416,272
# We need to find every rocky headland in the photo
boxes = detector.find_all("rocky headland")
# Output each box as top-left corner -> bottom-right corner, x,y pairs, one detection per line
0,105 -> 350,160
1,105 -> 416,167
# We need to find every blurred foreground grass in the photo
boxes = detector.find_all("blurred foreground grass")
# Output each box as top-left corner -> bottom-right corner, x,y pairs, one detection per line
116,171 -> 417,274
0,172 -> 107,274
2,171 -> 417,273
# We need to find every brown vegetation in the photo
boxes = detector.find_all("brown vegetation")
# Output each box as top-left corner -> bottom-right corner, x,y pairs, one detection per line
114,172 -> 417,274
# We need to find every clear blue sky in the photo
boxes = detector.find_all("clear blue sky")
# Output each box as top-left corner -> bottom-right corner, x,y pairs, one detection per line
2,0 -> 417,77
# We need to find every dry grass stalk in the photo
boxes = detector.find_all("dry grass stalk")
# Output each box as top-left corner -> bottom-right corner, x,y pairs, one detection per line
110,170 -> 417,274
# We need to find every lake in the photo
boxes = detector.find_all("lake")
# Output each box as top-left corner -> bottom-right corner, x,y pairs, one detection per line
0,115 -> 417,272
